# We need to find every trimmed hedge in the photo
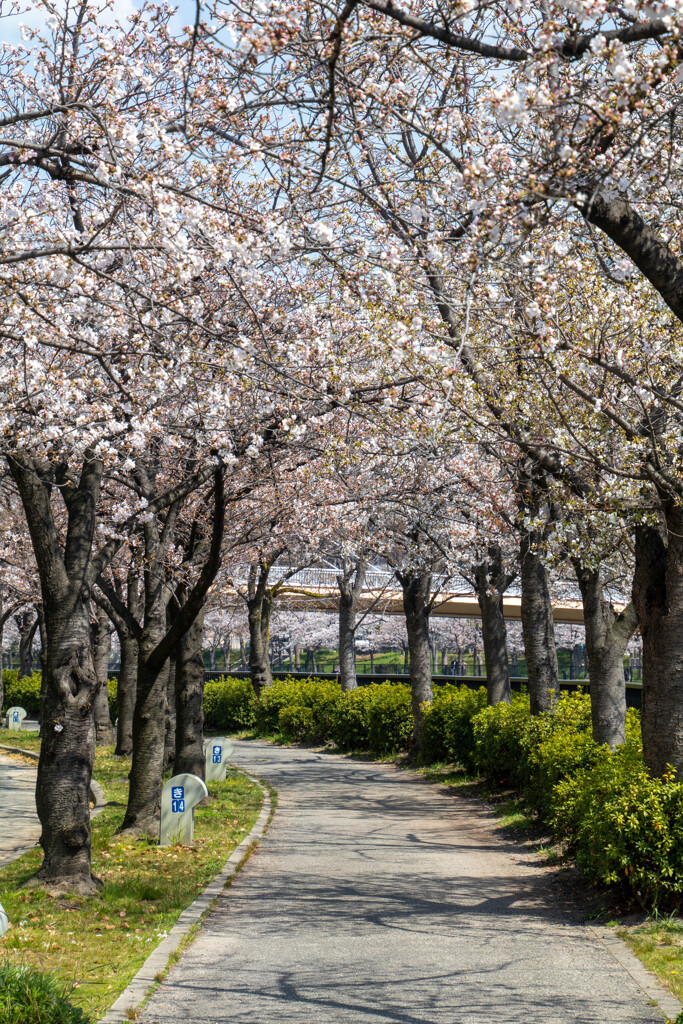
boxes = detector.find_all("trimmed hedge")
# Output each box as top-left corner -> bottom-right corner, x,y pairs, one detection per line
0,962 -> 90,1024
2,672 -> 41,717
203,676 -> 257,732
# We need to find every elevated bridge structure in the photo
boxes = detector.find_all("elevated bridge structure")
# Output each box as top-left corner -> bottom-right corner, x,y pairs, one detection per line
226,567 -> 625,626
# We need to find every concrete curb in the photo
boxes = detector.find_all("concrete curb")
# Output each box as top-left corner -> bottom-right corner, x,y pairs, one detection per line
0,743 -> 107,818
588,924 -> 683,1022
98,768 -> 273,1024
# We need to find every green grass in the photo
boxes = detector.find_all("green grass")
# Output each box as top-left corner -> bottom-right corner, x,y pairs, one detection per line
615,916 -> 683,1006
0,732 -> 264,1021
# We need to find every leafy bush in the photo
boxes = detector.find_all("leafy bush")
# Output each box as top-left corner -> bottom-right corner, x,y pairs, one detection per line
254,677 -> 342,736
203,676 -> 257,732
3,673 -> 42,717
278,704 -> 317,743
421,684 -> 487,770
365,682 -> 412,754
472,691 -> 546,787
106,678 -> 117,720
0,962 -> 90,1024
330,686 -> 375,751
552,740 -> 683,906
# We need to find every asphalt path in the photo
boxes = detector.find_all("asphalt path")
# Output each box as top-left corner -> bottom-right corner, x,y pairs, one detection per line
140,740 -> 664,1024
0,753 -> 39,867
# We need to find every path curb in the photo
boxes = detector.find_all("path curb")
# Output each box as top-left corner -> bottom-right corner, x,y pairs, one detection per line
588,924 -> 683,1022
0,744 -> 107,818
98,768 -> 272,1024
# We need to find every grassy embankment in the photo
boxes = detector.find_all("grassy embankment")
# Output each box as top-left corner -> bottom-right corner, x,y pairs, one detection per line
0,729 -> 264,1021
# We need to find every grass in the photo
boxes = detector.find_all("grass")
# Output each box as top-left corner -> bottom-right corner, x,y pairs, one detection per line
614,915 -> 683,1006
0,729 -> 264,1021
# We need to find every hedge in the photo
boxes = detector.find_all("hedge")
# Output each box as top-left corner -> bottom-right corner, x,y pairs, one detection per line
2,672 -> 41,717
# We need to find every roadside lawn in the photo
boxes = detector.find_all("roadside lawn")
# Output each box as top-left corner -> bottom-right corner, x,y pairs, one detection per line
0,730 -> 264,1021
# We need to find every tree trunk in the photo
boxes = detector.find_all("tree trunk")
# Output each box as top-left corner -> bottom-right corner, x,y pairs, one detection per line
573,561 -> 637,749
633,509 -> 683,776
338,599 -> 358,691
248,594 -> 273,696
8,454 -> 104,894
17,609 -> 39,677
92,606 -> 115,746
400,571 -> 433,752
174,602 -> 206,777
520,535 -> 559,713
164,655 -> 177,770
475,551 -> 512,705
116,632 -> 138,756
122,649 -> 169,834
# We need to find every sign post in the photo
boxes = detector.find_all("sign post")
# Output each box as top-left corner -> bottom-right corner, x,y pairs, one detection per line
204,737 -> 234,782
6,707 -> 27,732
160,773 -> 208,847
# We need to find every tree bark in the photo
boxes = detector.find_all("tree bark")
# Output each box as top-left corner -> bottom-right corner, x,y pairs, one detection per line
573,560 -> 638,749
520,533 -> 559,713
174,602 -> 206,778
16,608 -> 39,677
337,556 -> 367,691
92,604 -> 115,746
8,453 -> 104,894
474,546 -> 513,705
164,655 -> 177,770
399,570 -> 433,752
116,632 -> 138,756
248,592 -> 273,696
632,507 -> 683,776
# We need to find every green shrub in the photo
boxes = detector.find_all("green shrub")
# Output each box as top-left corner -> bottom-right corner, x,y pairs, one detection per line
203,676 -> 257,732
421,684 -> 487,770
330,686 -> 375,751
472,691 -> 545,787
366,682 -> 412,754
278,704 -> 317,743
0,962 -> 90,1024
106,678 -> 117,720
552,740 -> 683,906
3,673 -> 42,717
254,677 -> 342,737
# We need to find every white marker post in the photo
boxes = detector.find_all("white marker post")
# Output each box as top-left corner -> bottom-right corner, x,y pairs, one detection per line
7,707 -> 27,732
204,737 -> 235,782
0,902 -> 8,938
159,773 -> 208,847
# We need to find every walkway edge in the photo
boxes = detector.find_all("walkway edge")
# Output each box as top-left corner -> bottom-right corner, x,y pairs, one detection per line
0,743 -> 107,817
98,769 -> 273,1024
588,924 -> 683,1022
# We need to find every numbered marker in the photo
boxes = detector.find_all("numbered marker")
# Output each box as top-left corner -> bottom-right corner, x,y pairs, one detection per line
204,736 -> 234,782
160,773 -> 208,847
6,707 -> 27,732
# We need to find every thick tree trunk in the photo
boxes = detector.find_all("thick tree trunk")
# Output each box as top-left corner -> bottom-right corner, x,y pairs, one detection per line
115,632 -> 138,756
338,599 -> 358,691
475,553 -> 512,705
294,644 -> 301,671
248,595 -> 273,696
92,605 -> 115,746
174,604 -> 206,778
17,609 -> 38,677
121,648 -> 169,835
633,509 -> 683,776
9,453 -> 105,895
573,561 -> 637,748
337,557 -> 367,692
163,655 -> 177,770
520,535 -> 559,713
400,571 -> 433,752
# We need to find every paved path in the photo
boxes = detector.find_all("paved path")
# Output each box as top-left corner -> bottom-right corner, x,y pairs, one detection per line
140,741 -> 664,1024
0,753 -> 39,867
